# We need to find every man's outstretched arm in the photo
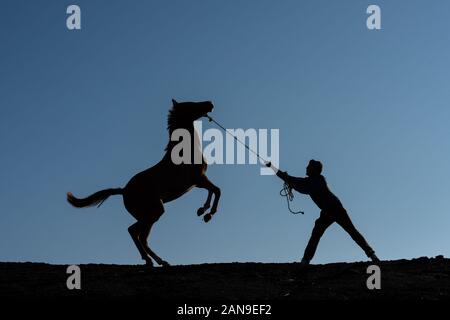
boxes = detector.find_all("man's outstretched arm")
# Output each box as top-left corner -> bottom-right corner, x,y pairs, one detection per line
265,162 -> 310,194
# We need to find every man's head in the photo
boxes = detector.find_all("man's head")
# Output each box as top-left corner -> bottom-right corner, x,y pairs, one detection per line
306,159 -> 322,177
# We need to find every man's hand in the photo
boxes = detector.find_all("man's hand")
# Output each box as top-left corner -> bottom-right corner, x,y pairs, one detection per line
265,161 -> 288,180
277,170 -> 288,180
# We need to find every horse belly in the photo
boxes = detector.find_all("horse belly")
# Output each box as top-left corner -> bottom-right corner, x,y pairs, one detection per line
160,183 -> 196,203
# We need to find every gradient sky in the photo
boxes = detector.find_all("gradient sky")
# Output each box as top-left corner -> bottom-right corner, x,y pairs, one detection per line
1,0 -> 449,266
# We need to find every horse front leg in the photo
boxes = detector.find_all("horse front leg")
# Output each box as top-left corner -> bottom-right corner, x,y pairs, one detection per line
196,176 -> 221,223
197,190 -> 212,217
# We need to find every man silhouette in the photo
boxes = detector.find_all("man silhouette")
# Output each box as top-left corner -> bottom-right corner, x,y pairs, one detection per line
267,159 -> 379,265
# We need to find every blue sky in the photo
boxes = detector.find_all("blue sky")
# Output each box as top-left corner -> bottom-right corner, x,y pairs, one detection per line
0,0 -> 449,265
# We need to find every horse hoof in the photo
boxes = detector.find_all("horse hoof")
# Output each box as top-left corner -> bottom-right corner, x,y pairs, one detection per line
160,260 -> 170,267
203,213 -> 212,223
144,259 -> 154,267
197,207 -> 205,216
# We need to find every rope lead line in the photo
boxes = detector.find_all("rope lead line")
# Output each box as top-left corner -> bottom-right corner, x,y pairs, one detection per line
280,182 -> 305,215
205,115 -> 267,163
204,115 -> 304,215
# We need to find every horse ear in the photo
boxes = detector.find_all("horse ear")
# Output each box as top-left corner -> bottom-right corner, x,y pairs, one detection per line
172,99 -> 178,106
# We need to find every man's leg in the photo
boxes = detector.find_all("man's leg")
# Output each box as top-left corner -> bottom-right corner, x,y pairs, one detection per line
336,209 -> 379,262
301,212 -> 334,264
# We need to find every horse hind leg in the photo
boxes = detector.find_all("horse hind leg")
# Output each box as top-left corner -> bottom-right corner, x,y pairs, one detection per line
128,222 -> 153,266
139,220 -> 170,267
125,195 -> 168,266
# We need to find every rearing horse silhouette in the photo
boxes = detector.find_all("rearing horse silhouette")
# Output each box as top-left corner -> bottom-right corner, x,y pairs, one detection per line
67,99 -> 221,266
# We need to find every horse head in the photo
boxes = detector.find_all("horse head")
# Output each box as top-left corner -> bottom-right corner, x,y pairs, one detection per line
167,99 -> 214,132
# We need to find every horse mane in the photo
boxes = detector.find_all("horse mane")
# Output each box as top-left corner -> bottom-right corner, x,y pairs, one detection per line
165,106 -> 195,151
167,107 -> 180,134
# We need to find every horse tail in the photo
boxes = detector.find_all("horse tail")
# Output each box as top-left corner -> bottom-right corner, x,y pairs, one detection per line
67,188 -> 123,208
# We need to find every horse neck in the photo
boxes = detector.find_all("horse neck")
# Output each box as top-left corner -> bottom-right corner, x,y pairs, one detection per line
164,123 -> 204,162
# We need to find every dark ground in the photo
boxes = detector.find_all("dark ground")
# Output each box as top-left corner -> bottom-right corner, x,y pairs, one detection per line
0,256 -> 449,300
